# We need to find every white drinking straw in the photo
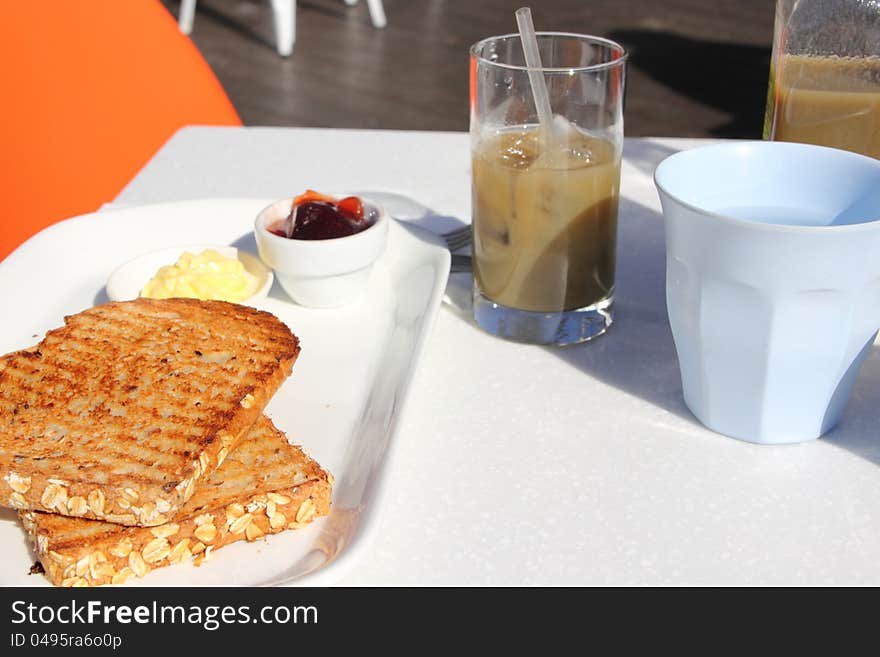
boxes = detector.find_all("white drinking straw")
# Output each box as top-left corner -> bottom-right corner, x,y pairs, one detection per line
515,7 -> 554,135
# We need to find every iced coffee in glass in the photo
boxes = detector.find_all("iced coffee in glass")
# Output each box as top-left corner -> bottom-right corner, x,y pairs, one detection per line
470,33 -> 627,345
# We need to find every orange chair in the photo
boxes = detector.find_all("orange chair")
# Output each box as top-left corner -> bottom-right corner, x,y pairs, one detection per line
0,1 -> 241,262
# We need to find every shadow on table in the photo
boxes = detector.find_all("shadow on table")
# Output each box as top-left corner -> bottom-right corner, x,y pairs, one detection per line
610,29 -> 770,139
447,196 -> 880,464
552,198 -> 880,463
444,197 -> 691,420
822,350 -> 880,466
549,197 -> 691,421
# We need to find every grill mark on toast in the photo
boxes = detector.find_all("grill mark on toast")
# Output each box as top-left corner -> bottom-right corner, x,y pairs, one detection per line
0,299 -> 299,526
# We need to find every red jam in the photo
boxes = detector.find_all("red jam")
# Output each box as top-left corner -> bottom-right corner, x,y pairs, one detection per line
268,190 -> 378,240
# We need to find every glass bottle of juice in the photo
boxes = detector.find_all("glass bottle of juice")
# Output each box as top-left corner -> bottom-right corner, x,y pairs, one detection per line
764,0 -> 880,159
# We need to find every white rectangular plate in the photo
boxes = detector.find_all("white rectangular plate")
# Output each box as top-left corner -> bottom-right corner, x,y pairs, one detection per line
0,198 -> 450,586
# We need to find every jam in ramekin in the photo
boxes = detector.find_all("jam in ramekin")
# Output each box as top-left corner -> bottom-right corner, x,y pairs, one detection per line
268,190 -> 379,240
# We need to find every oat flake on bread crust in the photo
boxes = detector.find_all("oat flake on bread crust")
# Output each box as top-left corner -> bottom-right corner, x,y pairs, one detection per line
20,414 -> 332,587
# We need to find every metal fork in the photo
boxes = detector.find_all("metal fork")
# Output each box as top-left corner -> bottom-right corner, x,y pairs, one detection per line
442,225 -> 472,252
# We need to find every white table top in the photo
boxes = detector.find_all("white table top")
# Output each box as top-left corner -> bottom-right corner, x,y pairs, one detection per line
117,127 -> 880,585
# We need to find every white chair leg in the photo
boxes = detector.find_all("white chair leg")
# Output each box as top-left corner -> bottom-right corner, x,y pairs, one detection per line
270,0 -> 296,57
366,0 -> 386,28
179,0 -> 197,34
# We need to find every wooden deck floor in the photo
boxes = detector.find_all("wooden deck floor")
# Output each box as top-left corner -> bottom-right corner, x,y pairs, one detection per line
162,0 -> 774,137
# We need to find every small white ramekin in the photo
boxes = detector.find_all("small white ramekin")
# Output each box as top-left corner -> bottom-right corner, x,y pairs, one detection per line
254,196 -> 389,308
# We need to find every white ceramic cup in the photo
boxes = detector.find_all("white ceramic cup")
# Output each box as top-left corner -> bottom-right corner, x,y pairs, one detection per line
254,197 -> 389,308
655,141 -> 880,444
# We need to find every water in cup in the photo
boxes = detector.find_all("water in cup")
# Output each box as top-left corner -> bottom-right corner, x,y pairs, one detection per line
715,204 -> 832,227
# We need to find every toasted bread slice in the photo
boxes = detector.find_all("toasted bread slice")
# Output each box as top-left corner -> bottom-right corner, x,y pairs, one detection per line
20,414 -> 332,587
0,298 -> 299,526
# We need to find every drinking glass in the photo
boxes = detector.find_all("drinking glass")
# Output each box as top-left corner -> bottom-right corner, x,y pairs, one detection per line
469,33 -> 627,345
